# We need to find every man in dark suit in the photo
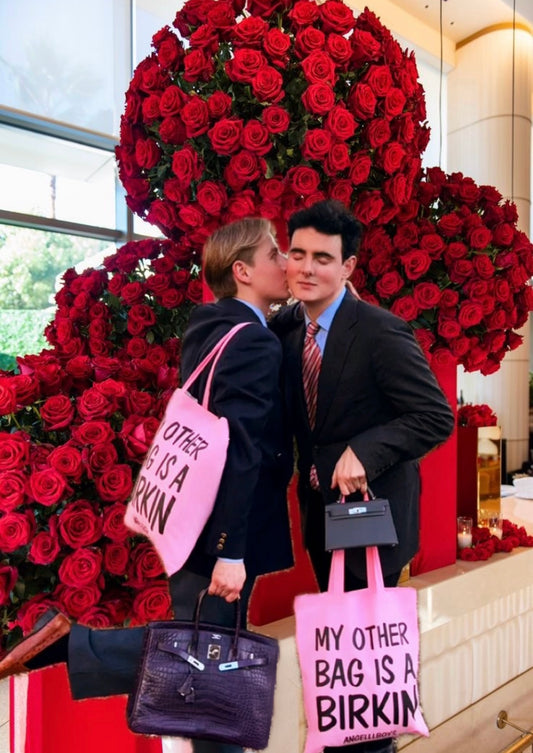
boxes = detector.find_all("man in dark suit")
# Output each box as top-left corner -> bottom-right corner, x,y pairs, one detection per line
272,200 -> 454,753
0,218 -> 293,753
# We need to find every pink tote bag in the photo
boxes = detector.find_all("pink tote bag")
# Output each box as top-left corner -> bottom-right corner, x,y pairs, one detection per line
294,546 -> 429,752
125,323 -> 250,575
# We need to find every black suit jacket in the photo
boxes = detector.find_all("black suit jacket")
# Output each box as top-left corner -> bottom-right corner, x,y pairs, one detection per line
272,291 -> 455,579
179,298 -> 293,579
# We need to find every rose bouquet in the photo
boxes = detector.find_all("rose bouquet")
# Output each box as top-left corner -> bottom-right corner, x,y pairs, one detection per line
354,167 -> 533,374
0,238 -> 200,650
459,519 -> 533,561
116,1 -> 429,248
457,403 -> 498,428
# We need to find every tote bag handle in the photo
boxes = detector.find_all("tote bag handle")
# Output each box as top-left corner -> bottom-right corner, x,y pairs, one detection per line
328,493 -> 385,595
182,322 -> 251,409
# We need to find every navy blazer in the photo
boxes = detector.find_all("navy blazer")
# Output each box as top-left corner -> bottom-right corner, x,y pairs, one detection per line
179,298 -> 293,579
272,291 -> 455,579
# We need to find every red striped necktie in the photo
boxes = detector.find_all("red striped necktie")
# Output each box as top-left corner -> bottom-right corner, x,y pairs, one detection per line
302,321 -> 321,490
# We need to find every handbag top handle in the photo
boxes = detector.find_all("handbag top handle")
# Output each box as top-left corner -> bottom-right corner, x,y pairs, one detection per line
328,493 -> 385,595
182,322 -> 251,409
192,588 -> 242,658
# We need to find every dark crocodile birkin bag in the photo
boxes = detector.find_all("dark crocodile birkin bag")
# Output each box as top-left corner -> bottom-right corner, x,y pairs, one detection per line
127,589 -> 279,750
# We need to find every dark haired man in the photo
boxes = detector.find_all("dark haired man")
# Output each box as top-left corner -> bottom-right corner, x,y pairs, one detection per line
272,200 -> 454,753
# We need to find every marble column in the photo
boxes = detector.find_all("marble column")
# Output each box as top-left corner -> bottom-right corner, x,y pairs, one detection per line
448,25 -> 533,474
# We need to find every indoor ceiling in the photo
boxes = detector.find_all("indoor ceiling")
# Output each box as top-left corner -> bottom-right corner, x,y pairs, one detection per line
388,0 -> 533,44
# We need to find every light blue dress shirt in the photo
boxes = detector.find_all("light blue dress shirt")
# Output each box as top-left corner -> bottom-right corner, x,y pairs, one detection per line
304,288 -> 347,354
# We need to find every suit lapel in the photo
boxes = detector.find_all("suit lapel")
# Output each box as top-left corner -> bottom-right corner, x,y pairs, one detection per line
284,305 -> 310,431
315,294 -> 359,435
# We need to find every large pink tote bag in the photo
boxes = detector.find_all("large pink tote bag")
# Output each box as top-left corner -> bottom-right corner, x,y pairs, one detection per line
125,323 -> 250,575
294,546 -> 429,752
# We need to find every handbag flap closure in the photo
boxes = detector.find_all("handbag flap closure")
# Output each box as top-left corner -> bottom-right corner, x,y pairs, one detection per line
326,501 -> 388,520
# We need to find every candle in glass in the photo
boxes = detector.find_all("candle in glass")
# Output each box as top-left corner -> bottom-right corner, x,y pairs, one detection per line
457,516 -> 473,549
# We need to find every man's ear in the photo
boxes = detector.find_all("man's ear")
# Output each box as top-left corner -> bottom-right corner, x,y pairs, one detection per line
342,255 -> 357,279
232,259 -> 251,285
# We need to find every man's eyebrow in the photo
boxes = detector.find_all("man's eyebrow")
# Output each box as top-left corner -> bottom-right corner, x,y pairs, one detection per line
288,246 -> 336,258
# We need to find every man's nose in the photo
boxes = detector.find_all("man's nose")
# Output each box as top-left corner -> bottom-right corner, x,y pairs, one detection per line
302,255 -> 314,274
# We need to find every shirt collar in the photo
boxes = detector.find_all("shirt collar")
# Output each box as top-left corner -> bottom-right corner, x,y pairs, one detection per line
234,298 -> 267,327
303,288 -> 347,332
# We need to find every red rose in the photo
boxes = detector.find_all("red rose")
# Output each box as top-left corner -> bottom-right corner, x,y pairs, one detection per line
384,88 -> 406,118
181,97 -> 210,138
159,116 -> 186,145
0,511 -> 34,552
263,29 -> 291,66
208,118 -> 243,156
130,581 -> 172,625
28,528 -> 61,566
262,106 -> 290,134
128,542 -> 165,587
400,250 -> 431,280
294,28 -> 325,58
449,337 -> 471,357
183,48 -> 214,82
449,259 -> 474,284
155,30 -> 183,70
103,542 -> 130,576
390,295 -> 419,322
414,328 -> 435,355
77,387 -> 115,421
225,150 -> 263,190
232,16 -> 269,47
325,34 -> 352,69
252,66 -> 284,103
226,48 -> 266,84
418,233 -> 445,258
349,153 -> 372,186
95,465 -> 133,504
120,416 -> 160,460
134,138 -> 161,169
0,383 -> 16,415
0,471 -> 26,512
380,142 -> 406,175
468,226 -> 492,249
58,500 -> 103,548
464,280 -> 489,301
0,565 -> 18,606
207,91 -> 232,119
196,181 -> 227,215
302,129 -> 332,161
0,432 -> 30,471
445,241 -> 468,260
351,29 -> 382,67
28,468 -> 70,507
348,83 -> 377,120
458,301 -> 484,328
494,279 -> 511,302
242,120 -> 272,156
15,595 -> 59,635
259,177 -> 285,202
227,191 -> 258,221
302,51 -> 336,86
325,106 -> 356,141
364,64 -> 393,97
492,223 -> 515,247
11,374 -> 39,407
288,1 -> 320,28
141,94 -> 161,123
473,255 -> 495,279
40,394 -> 75,431
48,445 -> 83,481
146,199 -> 179,235
127,303 -> 157,336
55,584 -> 101,619
328,179 -> 353,206
430,347 -> 457,369
375,271 -> 404,298
324,143 -> 351,175
171,145 -> 204,187
58,547 -> 102,587
354,192 -> 384,225
288,166 -> 321,197
186,279 -> 204,303
301,83 -> 335,116
319,0 -> 355,34
437,213 -> 463,237
71,421 -> 116,446
102,503 -> 130,542
438,317 -> 462,339
413,282 -> 441,309
366,118 -> 391,148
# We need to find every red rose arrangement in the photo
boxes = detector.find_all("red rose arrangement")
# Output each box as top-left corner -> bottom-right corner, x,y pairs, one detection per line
0,238 -> 200,650
459,519 -> 533,561
457,403 -> 498,428
354,167 -> 533,374
116,1 -> 429,247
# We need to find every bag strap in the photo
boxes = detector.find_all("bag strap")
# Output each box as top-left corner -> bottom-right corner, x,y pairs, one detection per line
192,588 -> 241,659
182,322 -> 251,409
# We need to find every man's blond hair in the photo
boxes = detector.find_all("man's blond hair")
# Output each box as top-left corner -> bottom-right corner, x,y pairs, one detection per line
203,218 -> 274,299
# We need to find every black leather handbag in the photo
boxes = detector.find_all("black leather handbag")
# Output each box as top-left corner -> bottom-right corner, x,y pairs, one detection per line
325,490 -> 398,551
127,589 -> 279,750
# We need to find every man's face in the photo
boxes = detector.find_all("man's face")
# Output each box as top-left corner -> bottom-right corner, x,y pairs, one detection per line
246,233 -> 289,305
287,227 -> 355,316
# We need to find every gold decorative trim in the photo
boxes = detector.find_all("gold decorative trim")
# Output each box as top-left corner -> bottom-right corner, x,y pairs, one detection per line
458,22 -> 532,50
